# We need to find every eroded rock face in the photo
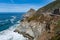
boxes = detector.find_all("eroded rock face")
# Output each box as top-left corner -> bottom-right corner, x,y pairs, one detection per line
14,21 -> 46,40
24,8 -> 36,18
14,13 -> 60,40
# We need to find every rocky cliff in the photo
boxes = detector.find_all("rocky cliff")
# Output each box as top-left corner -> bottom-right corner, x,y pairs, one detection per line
14,0 -> 60,40
35,0 -> 60,15
14,14 -> 60,40
23,8 -> 36,18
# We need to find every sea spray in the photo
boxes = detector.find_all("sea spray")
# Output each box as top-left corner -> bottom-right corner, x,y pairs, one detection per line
0,30 -> 28,40
0,20 -> 28,40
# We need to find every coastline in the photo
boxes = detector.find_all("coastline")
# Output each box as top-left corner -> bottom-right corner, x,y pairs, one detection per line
0,20 -> 28,40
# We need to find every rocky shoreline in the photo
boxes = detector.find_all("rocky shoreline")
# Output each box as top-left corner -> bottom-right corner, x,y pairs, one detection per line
14,14 -> 60,40
14,0 -> 60,40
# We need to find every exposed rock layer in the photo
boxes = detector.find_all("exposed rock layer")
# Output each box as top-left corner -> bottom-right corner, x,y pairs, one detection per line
14,0 -> 60,40
14,14 -> 60,40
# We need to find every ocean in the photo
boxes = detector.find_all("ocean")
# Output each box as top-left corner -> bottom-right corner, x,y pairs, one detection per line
0,12 -> 28,40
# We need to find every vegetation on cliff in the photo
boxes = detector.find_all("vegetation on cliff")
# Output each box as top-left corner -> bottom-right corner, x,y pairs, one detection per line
27,0 -> 60,22
25,0 -> 60,40
51,33 -> 60,40
15,0 -> 60,40
36,0 -> 60,13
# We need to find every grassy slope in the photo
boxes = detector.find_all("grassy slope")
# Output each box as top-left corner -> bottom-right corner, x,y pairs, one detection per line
36,0 -> 60,14
27,0 -> 60,40
27,0 -> 60,21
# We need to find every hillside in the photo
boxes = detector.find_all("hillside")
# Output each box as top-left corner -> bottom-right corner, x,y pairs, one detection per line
23,8 -> 36,18
36,0 -> 60,14
27,0 -> 60,22
14,0 -> 60,40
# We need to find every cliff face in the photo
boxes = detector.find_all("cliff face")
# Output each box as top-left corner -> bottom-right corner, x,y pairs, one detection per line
14,21 -> 46,40
22,8 -> 36,21
36,0 -> 60,14
14,14 -> 60,40
14,0 -> 60,40
23,8 -> 36,18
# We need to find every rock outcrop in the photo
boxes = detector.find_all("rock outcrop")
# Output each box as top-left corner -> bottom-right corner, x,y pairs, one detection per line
36,0 -> 60,15
23,8 -> 36,18
14,21 -> 46,40
14,14 -> 60,40
14,0 -> 60,40
22,8 -> 36,21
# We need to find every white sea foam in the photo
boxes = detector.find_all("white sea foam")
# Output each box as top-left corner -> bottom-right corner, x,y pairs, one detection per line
11,16 -> 16,19
17,20 -> 20,24
0,20 -> 28,40
8,22 -> 20,31
10,19 -> 14,23
0,30 -> 28,40
10,16 -> 16,24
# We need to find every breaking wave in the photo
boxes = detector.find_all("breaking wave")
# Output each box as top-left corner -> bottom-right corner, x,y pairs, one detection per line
0,20 -> 28,40
0,12 -> 26,40
0,31 -> 28,40
10,16 -> 16,24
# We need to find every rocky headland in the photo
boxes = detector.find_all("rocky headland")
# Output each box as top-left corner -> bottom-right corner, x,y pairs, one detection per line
14,0 -> 60,40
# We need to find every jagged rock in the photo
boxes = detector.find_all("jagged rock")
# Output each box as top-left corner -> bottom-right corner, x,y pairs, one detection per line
14,29 -> 34,40
14,0 -> 60,40
14,21 -> 46,40
36,0 -> 60,15
24,8 -> 36,18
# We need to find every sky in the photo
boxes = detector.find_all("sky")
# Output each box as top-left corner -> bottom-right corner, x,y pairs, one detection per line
0,0 -> 54,12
